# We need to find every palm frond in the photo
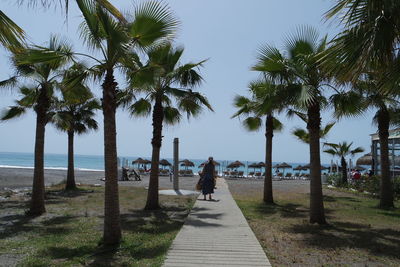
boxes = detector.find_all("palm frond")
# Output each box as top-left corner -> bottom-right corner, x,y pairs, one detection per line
1,106 -> 26,120
129,1 -> 179,47
0,11 -> 25,48
243,116 -> 262,131
129,98 -> 152,117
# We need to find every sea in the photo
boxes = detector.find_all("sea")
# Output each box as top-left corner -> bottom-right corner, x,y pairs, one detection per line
0,151 -> 322,175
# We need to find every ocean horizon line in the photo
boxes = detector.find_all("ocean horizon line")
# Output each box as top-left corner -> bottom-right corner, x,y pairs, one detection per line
0,151 -> 331,165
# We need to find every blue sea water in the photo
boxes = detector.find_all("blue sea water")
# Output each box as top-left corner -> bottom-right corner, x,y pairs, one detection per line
0,151 -> 318,175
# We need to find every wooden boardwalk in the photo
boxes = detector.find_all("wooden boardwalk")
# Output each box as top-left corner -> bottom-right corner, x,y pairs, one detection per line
163,178 -> 271,267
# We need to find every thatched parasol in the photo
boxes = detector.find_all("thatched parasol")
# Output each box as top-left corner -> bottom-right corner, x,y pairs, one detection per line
293,165 -> 303,171
248,162 -> 260,168
199,160 -> 220,168
159,159 -> 171,169
180,159 -> 195,170
275,162 -> 292,175
227,160 -> 244,169
356,153 -> 372,166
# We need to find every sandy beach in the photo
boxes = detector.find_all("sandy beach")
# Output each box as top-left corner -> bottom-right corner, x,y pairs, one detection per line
0,167 -> 199,191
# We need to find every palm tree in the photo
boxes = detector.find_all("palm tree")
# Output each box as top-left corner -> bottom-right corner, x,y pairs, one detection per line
232,79 -> 285,204
52,67 -> 100,190
253,26 -> 333,224
332,74 -> 400,207
75,1 -> 178,244
324,0 -> 400,83
125,43 -> 213,210
1,37 -> 71,215
323,142 -> 364,184
0,11 -> 25,49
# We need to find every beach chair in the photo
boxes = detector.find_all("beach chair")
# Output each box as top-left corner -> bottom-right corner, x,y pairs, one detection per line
185,169 -> 194,177
179,170 -> 186,176
222,171 -> 229,177
248,171 -> 255,178
255,172 -> 262,178
230,171 -> 238,178
238,171 -> 244,178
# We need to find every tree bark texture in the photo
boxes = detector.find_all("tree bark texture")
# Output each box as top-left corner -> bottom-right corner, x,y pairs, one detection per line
264,114 -> 274,204
28,86 -> 49,216
307,103 -> 326,224
377,109 -> 394,208
341,156 -> 348,185
65,130 -> 77,190
102,69 -> 121,245
145,95 -> 163,210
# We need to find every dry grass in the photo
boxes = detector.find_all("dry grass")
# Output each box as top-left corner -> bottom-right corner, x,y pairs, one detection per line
0,184 -> 196,266
227,180 -> 400,267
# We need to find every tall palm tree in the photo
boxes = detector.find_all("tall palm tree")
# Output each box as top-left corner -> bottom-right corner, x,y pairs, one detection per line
324,0 -> 400,83
75,1 -> 178,244
332,74 -> 400,207
323,141 -> 364,184
125,43 -> 213,210
232,79 -> 285,204
253,26 -> 333,224
1,37 -> 71,215
52,67 -> 100,190
0,11 -> 25,49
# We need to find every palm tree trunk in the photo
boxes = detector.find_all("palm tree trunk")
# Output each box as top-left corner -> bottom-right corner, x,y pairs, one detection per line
102,69 -> 121,245
264,114 -> 274,204
65,130 -> 76,190
145,95 -> 163,210
28,87 -> 49,216
377,109 -> 394,208
307,103 -> 326,224
341,156 -> 347,185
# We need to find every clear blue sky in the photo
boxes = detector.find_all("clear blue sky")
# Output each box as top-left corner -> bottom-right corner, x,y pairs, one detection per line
0,0 -> 375,164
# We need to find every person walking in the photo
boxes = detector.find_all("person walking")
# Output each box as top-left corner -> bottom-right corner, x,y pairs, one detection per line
202,157 -> 216,200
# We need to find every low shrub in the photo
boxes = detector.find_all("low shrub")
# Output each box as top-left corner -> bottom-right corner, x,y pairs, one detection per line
328,174 -> 400,199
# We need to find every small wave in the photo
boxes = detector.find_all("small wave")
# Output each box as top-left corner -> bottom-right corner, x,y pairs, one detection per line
0,165 -> 34,169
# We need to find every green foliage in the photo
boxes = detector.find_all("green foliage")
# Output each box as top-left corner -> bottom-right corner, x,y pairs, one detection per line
0,11 -> 25,49
125,43 -> 212,124
329,174 -> 400,200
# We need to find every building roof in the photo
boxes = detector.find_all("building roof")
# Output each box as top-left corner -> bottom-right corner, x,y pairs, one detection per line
371,128 -> 400,141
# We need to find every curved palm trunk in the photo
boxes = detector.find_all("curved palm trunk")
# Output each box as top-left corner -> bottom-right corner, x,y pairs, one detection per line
264,114 -> 274,204
341,156 -> 347,185
102,69 -> 121,245
65,130 -> 77,190
307,103 -> 326,224
377,109 -> 394,208
28,86 -> 50,216
145,95 -> 163,210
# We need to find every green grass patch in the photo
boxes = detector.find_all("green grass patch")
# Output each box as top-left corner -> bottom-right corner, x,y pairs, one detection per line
228,182 -> 400,266
0,185 -> 196,266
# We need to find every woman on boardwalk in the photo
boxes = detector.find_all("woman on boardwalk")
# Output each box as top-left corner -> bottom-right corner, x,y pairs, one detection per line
202,157 -> 215,200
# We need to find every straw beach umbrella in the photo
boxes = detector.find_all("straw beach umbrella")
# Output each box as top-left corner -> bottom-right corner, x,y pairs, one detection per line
159,159 -> 171,169
199,160 -> 220,168
180,159 -> 195,170
276,162 -> 292,176
248,162 -> 260,172
356,153 -> 373,166
227,160 -> 244,169
132,157 -> 148,168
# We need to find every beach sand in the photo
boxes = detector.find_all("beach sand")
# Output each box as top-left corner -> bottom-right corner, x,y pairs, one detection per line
0,167 -> 199,191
